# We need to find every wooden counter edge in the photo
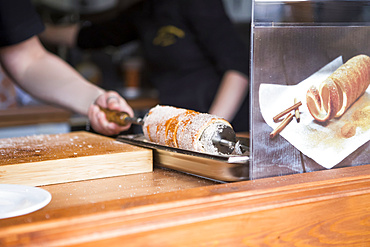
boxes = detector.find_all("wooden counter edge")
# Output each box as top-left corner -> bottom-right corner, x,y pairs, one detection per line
1,164 -> 370,246
0,105 -> 71,128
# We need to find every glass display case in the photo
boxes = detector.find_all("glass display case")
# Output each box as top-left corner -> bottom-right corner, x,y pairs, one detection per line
250,0 -> 370,179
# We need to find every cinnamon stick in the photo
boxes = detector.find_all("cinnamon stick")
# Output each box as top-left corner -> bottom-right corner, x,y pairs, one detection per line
273,101 -> 302,122
270,113 -> 294,139
294,98 -> 301,123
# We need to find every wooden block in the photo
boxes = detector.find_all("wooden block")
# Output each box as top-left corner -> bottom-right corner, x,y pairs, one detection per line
0,131 -> 152,186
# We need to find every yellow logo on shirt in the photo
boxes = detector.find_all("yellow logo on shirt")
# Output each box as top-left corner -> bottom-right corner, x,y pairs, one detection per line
153,25 -> 185,47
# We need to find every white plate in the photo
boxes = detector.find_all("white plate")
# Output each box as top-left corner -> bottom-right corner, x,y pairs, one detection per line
0,184 -> 52,219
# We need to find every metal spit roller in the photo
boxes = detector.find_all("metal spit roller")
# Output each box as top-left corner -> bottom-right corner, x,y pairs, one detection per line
99,106 -> 247,155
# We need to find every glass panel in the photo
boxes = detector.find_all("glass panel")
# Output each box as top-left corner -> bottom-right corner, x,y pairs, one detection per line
250,0 -> 370,179
254,0 -> 370,25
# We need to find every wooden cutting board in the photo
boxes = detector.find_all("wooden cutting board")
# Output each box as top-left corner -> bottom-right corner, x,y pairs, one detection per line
0,131 -> 152,186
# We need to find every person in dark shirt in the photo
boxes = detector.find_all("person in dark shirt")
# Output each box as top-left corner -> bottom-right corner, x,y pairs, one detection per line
42,0 -> 250,132
0,0 -> 134,135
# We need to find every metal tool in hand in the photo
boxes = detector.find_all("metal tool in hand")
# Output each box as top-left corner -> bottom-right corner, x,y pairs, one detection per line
99,106 -> 144,126
100,107 -> 245,155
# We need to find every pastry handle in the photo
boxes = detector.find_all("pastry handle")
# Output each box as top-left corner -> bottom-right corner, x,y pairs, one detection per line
99,106 -> 144,126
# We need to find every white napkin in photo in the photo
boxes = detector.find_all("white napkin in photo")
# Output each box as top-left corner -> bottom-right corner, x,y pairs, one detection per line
259,56 -> 370,168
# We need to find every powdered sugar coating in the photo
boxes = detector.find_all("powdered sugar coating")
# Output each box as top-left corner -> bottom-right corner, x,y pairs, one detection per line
143,105 -> 233,154
177,113 -> 216,151
165,110 -> 195,147
198,119 -> 232,154
143,105 -> 187,145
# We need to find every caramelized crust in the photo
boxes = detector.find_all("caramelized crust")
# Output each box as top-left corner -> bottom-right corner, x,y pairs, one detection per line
306,54 -> 370,122
143,105 -> 232,153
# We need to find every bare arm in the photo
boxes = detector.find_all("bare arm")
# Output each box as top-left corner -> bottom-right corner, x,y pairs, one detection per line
0,36 -> 133,135
0,36 -> 101,115
208,70 -> 249,122
39,23 -> 79,48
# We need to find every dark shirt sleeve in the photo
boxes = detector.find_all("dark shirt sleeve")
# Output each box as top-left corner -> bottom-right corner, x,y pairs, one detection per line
77,6 -> 139,49
0,0 -> 45,47
180,0 -> 250,76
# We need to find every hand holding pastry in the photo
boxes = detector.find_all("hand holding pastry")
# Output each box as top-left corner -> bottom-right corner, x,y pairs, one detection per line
88,91 -> 134,135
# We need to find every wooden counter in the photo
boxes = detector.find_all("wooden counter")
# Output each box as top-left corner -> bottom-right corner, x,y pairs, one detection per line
0,105 -> 71,128
1,163 -> 369,246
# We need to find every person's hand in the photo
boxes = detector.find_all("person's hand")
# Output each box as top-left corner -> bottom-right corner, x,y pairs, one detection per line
88,91 -> 134,136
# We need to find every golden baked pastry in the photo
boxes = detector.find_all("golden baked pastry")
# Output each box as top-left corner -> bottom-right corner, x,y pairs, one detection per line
143,105 -> 232,154
306,54 -> 370,122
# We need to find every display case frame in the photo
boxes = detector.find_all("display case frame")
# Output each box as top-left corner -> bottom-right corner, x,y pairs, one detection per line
250,0 -> 370,179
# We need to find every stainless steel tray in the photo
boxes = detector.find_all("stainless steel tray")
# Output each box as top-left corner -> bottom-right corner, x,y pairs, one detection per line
117,134 -> 250,182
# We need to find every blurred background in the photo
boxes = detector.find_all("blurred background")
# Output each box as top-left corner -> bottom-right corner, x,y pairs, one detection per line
3,0 -> 370,138
0,0 -> 252,137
